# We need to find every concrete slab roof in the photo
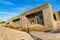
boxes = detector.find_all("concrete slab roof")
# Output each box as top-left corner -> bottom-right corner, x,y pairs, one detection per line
20,3 -> 51,17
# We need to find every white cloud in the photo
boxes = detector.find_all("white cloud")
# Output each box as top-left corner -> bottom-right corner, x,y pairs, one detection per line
0,12 -> 17,15
0,16 -> 10,21
0,12 -> 18,21
0,0 -> 14,5
0,5 -> 33,21
14,5 -> 33,12
34,0 -> 50,2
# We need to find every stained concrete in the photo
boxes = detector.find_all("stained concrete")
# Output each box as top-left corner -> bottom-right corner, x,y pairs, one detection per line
30,31 -> 60,40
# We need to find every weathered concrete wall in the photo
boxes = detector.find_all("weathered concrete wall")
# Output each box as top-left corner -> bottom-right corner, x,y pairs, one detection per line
53,12 -> 60,31
43,4 -> 56,28
0,26 -> 34,40
29,24 -> 52,31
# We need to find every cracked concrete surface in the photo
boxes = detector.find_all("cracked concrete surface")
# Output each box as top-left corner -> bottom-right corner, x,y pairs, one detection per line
30,31 -> 60,40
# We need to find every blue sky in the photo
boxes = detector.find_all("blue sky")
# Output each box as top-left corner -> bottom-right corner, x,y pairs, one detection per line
0,0 -> 60,21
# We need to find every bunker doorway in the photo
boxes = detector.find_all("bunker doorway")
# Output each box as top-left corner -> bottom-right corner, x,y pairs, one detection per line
26,11 -> 44,25
36,13 -> 44,25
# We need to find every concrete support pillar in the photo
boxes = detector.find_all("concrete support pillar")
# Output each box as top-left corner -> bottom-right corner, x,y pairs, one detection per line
35,16 -> 37,24
43,4 -> 56,30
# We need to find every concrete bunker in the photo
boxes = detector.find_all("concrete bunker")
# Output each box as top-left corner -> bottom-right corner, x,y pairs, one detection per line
5,4 -> 57,31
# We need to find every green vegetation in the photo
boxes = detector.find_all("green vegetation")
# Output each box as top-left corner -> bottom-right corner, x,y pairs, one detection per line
37,38 -> 42,40
12,18 -> 20,22
8,16 -> 20,22
0,21 -> 5,24
9,16 -> 19,20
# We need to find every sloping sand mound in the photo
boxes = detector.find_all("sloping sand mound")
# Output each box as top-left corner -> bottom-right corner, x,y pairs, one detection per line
0,26 -> 34,40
